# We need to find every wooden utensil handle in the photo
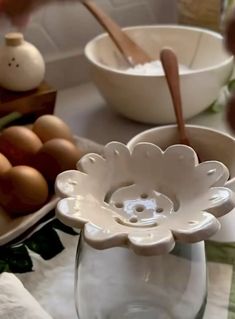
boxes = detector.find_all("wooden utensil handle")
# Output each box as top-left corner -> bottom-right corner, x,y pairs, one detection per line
82,0 -> 151,66
160,48 -> 188,144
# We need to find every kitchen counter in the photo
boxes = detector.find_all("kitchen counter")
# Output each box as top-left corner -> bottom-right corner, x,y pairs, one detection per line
54,82 -> 233,145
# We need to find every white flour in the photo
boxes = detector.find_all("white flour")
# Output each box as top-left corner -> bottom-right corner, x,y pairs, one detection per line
125,60 -> 191,75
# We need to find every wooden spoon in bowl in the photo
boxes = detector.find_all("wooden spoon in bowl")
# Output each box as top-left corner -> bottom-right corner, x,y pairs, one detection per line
82,0 -> 152,66
160,48 -> 192,147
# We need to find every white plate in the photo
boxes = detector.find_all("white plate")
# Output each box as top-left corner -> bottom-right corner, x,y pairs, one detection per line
0,136 -> 104,246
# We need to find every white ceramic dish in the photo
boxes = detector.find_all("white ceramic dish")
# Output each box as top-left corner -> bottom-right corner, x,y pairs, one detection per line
127,124 -> 235,242
85,25 -> 233,124
56,141 -> 234,255
0,136 -> 104,246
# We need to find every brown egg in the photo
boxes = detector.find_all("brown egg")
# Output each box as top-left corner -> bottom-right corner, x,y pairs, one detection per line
0,153 -> 12,175
33,138 -> 82,184
32,115 -> 74,143
0,166 -> 49,216
0,126 -> 42,166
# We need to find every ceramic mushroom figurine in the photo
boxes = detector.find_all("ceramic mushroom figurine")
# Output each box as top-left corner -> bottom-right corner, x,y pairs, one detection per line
0,32 -> 45,92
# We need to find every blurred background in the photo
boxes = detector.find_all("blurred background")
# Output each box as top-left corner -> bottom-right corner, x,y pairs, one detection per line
0,0 -> 178,89
0,0 -> 227,90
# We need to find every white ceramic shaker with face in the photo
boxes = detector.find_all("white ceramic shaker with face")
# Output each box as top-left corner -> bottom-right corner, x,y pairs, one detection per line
0,33 -> 45,92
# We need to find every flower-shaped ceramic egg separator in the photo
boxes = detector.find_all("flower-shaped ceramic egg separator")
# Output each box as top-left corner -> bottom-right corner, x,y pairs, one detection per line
55,142 -> 235,256
0,33 -> 45,92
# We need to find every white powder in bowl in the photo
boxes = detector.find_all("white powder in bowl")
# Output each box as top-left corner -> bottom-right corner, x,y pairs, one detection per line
124,60 -> 191,75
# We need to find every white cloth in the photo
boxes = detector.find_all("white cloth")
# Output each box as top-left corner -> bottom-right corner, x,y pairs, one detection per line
17,232 -> 78,319
0,272 -> 53,319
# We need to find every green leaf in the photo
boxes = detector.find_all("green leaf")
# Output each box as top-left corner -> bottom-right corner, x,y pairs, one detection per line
0,216 -> 78,274
228,0 -> 235,9
0,245 -> 33,273
52,219 -> 79,236
0,112 -> 23,131
25,224 -> 64,260
228,79 -> 235,93
8,245 -> 33,273
0,260 -> 10,273
208,86 -> 231,113
208,99 -> 223,113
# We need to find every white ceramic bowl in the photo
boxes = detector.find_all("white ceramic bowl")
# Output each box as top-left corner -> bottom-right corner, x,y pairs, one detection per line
127,125 -> 235,242
85,25 -> 233,124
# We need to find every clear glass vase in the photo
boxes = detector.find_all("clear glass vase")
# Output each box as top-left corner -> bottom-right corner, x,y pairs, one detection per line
75,232 -> 207,319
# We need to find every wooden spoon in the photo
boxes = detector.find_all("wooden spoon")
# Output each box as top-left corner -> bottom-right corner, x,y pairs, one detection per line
82,0 -> 152,66
160,48 -> 191,147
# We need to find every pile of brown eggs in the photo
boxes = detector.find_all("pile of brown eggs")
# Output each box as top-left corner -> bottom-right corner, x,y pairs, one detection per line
0,115 -> 81,216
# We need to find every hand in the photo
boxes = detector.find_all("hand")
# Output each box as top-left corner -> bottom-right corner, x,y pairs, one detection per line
224,7 -> 235,55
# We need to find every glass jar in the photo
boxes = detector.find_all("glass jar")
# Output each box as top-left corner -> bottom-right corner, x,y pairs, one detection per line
75,232 -> 207,319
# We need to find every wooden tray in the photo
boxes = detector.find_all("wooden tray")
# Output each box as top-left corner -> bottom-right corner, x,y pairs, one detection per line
0,82 -> 57,117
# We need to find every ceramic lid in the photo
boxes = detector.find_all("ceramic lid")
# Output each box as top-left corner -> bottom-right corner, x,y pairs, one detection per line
5,33 -> 24,46
55,142 -> 235,255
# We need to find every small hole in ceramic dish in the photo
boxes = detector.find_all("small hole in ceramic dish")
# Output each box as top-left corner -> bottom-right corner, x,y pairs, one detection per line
115,202 -> 124,209
69,180 -> 77,186
8,63 -> 11,67
89,157 -> 95,164
135,205 -> 145,213
115,217 -> 158,228
188,221 -> 198,225
74,203 -> 80,212
12,58 -> 15,61
146,222 -> 158,228
210,195 -> 219,201
129,216 -> 138,223
16,64 -> 19,68
156,208 -> 164,213
208,169 -> 216,176
141,193 -> 148,199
